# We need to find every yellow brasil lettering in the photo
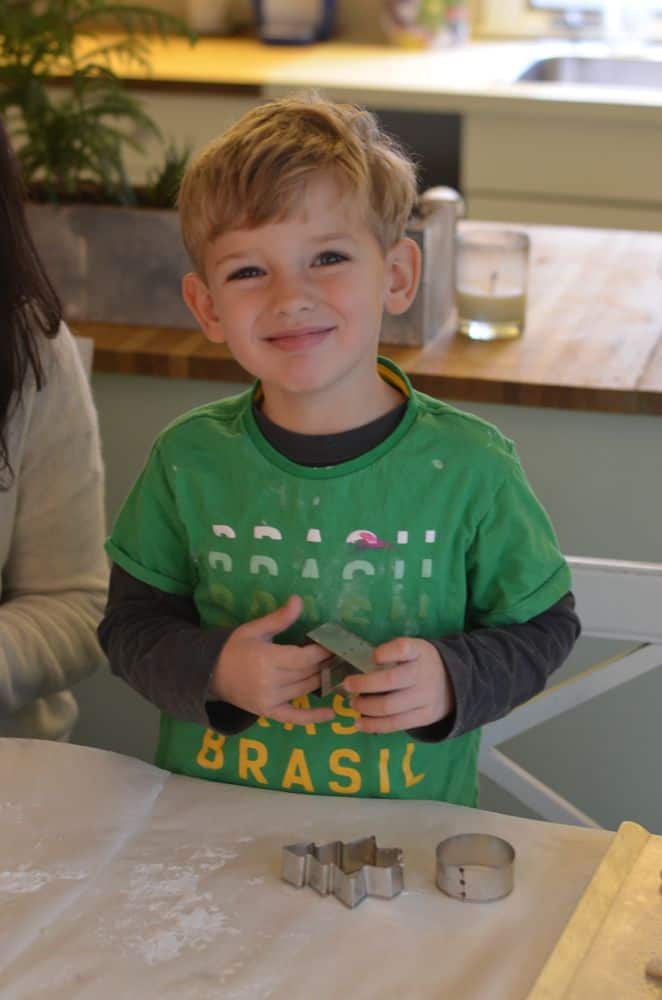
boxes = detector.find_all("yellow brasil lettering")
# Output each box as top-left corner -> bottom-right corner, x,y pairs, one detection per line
379,747 -> 390,794
330,694 -> 359,735
403,742 -> 425,787
194,732 -> 426,793
282,748 -> 314,792
328,749 -> 361,794
196,729 -> 226,770
238,738 -> 268,784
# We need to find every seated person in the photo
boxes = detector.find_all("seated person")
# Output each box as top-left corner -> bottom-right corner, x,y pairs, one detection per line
0,121 -> 107,740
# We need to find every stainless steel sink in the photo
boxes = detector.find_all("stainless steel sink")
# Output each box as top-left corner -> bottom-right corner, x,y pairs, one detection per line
515,55 -> 662,89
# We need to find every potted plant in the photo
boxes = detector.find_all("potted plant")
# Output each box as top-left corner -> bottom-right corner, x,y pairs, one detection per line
0,0 -> 198,326
0,3 -> 463,344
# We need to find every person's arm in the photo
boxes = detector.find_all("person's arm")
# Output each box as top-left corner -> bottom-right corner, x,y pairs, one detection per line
407,592 -> 580,742
102,568 -> 579,741
98,563 -> 257,733
0,326 -> 107,717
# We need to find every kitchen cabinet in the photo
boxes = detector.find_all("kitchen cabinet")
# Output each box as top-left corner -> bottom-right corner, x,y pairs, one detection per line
120,89 -> 262,185
463,106 -> 662,230
122,90 -> 463,194
126,89 -> 662,231
124,98 -> 662,234
84,34 -> 662,232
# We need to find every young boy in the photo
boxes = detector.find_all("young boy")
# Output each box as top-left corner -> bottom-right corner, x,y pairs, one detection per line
99,95 -> 579,807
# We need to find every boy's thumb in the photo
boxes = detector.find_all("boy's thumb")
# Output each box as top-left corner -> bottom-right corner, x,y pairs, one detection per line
251,594 -> 303,640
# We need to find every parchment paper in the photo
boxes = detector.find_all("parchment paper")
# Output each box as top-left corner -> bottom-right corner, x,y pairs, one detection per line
0,739 -> 614,1000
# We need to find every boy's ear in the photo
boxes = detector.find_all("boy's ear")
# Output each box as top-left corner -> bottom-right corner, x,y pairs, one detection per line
383,237 -> 422,316
182,272 -> 225,343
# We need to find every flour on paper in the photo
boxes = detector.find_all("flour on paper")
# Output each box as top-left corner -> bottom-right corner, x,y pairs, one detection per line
0,802 -> 25,818
131,905 -> 233,966
97,844 -> 241,966
0,864 -> 87,895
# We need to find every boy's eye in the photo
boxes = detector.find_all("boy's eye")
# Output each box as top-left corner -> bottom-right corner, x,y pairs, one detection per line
314,250 -> 349,267
227,265 -> 264,281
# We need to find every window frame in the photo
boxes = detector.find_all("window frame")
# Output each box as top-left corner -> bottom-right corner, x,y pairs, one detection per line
529,0 -> 662,11
473,0 -> 662,40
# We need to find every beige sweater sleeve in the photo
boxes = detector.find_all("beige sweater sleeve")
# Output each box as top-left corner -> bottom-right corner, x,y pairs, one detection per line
0,324 -> 108,738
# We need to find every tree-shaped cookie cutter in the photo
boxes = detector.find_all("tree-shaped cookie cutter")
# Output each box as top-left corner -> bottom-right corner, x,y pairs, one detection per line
282,835 -> 404,908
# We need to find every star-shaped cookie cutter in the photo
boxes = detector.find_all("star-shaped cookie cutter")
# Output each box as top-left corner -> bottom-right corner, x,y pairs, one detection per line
281,835 -> 404,908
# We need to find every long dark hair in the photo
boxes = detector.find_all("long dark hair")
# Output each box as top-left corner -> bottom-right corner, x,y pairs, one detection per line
0,117 -> 62,486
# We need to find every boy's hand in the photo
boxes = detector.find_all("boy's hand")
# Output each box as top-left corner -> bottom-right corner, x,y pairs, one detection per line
342,638 -> 455,734
209,595 -> 335,726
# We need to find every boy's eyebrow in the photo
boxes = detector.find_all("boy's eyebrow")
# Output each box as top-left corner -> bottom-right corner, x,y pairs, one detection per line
211,231 -> 358,269
210,250 -> 257,270
214,251 -> 250,262
312,231 -> 357,243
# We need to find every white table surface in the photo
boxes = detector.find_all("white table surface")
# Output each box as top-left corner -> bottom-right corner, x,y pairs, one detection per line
0,739 -> 614,1000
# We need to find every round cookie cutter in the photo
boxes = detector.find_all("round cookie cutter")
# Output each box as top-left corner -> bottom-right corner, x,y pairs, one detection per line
436,834 -> 515,902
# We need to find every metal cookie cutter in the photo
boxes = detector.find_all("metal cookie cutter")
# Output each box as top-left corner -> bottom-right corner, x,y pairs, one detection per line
307,622 -> 390,697
282,835 -> 404,908
436,834 -> 515,902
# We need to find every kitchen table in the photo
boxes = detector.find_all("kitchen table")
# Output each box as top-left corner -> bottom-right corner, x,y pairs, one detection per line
0,739 -> 613,999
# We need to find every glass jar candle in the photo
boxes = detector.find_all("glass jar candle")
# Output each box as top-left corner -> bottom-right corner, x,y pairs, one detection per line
455,229 -> 530,341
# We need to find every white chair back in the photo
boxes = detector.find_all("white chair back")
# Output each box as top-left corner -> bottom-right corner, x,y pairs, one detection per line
480,556 -> 662,827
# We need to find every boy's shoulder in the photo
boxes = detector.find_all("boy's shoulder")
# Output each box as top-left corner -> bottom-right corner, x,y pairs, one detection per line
413,389 -> 515,459
162,388 -> 252,433
151,388 -> 253,454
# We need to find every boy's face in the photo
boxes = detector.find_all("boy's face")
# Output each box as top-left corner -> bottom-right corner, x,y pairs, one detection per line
183,173 -> 420,427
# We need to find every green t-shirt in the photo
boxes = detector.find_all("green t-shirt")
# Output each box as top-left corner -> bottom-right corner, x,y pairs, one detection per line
107,359 -> 571,806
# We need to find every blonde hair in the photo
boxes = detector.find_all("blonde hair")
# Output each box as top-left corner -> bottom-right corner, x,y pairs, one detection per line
177,94 -> 418,275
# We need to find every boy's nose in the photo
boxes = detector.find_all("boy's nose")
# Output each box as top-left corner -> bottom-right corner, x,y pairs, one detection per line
271,274 -> 314,317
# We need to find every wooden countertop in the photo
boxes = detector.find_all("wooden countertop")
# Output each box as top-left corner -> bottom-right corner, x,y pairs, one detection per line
79,223 -> 662,415
71,34 -> 662,122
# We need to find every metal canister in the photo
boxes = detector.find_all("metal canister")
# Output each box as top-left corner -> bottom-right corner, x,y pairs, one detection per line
417,185 -> 465,340
381,185 -> 464,345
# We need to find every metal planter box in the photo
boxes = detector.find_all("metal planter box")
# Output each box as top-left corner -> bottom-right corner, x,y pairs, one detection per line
27,194 -> 458,346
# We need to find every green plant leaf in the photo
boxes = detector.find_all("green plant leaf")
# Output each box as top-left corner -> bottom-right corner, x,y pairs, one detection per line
0,0 -> 196,205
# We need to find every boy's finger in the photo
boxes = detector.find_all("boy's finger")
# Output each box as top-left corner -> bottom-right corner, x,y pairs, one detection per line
268,643 -> 329,675
343,661 -> 417,695
241,594 -> 303,640
373,636 -> 419,665
269,704 -> 336,726
356,708 -> 431,734
351,685 -> 425,719
276,671 -> 328,703
287,642 -> 333,671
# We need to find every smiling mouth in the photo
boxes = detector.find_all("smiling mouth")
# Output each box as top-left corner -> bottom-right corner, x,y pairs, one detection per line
266,326 -> 334,351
